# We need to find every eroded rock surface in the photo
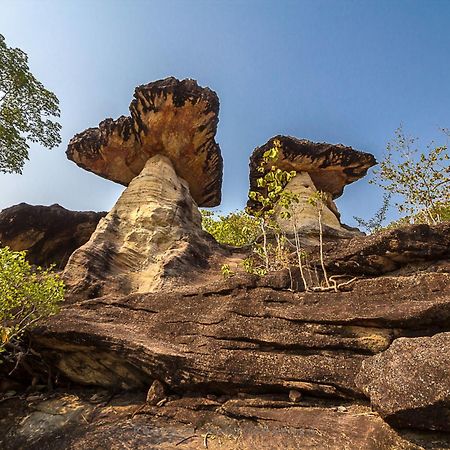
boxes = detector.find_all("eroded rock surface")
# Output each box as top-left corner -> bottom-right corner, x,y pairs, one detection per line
34,271 -> 450,398
67,77 -> 223,207
249,135 -> 376,200
323,222 -> 450,275
63,154 -> 224,300
0,203 -> 105,268
356,332 -> 450,432
0,391 -> 427,450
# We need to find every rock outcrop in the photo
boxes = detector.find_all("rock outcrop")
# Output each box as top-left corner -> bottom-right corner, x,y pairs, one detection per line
1,391 -> 424,450
63,154 -> 224,299
247,135 -> 376,237
2,79 -> 449,448
35,269 -> 450,397
0,203 -> 105,268
67,77 -> 223,207
323,221 -> 450,275
357,332 -> 450,432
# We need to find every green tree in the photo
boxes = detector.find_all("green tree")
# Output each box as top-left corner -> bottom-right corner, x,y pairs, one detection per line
0,247 -> 64,357
201,210 -> 260,247
371,126 -> 450,225
0,34 -> 61,174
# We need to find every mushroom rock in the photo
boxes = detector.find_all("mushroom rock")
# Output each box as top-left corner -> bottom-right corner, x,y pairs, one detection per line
63,78 -> 225,299
66,77 -> 223,207
63,154 -> 220,299
247,135 -> 376,238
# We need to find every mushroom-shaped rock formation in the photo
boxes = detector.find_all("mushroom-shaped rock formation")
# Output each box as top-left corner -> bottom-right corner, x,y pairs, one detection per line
247,135 -> 376,238
63,78 -> 226,299
66,77 -> 223,207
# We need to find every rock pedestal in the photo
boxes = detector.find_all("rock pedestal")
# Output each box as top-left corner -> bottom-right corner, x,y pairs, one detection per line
276,171 -> 348,236
63,155 -> 217,299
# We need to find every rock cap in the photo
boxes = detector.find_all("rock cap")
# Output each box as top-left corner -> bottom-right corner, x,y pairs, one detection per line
67,77 -> 223,207
248,135 -> 376,209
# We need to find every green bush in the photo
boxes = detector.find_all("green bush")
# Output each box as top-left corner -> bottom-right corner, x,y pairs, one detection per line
0,247 -> 64,357
201,210 -> 260,247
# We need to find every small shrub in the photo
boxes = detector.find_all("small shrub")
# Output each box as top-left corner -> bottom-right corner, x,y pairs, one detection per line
0,247 -> 64,358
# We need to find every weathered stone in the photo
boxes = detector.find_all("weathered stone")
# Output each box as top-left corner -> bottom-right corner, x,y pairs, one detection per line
247,135 -> 376,236
67,77 -> 223,207
146,380 -> 166,406
33,271 -> 450,398
63,155 -> 225,300
356,332 -> 450,432
323,222 -> 450,276
0,393 -> 424,450
249,135 -> 377,201
288,389 -> 302,402
0,203 -> 105,268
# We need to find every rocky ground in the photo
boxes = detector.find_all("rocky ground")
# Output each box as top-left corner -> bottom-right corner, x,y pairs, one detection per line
1,221 -> 450,449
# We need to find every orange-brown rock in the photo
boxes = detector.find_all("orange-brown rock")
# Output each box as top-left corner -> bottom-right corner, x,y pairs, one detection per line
248,135 -> 376,202
66,77 -> 223,207
356,332 -> 450,432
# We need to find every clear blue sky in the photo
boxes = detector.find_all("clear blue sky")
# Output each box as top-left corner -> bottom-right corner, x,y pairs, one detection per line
1,0 -> 450,226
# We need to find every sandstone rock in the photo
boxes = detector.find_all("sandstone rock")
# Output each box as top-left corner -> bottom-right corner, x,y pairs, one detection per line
33,270 -> 450,398
323,222 -> 450,275
0,203 -> 105,268
247,135 -> 376,236
356,332 -> 450,432
1,392 -> 423,450
288,389 -> 302,402
67,77 -> 223,207
63,155 -> 224,299
146,380 -> 166,406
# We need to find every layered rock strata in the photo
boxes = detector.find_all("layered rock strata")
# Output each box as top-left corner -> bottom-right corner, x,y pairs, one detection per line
63,78 -> 226,299
0,203 -> 105,268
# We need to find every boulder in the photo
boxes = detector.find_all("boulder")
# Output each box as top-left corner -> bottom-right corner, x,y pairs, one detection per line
63,154 -> 224,300
0,203 -> 105,268
356,332 -> 450,432
67,77 -> 223,207
247,135 -> 376,236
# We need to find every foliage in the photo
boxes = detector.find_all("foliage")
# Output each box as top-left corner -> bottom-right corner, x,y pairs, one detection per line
201,210 -> 260,247
354,193 -> 391,234
220,264 -> 234,279
385,201 -> 450,229
0,33 -> 61,174
246,139 -> 298,275
371,126 -> 450,225
0,247 -> 64,357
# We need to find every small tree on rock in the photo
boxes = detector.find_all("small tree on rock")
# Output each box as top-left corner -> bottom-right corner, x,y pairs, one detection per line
0,247 -> 64,359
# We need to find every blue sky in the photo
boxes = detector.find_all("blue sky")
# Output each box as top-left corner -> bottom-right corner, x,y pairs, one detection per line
1,0 -> 450,226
